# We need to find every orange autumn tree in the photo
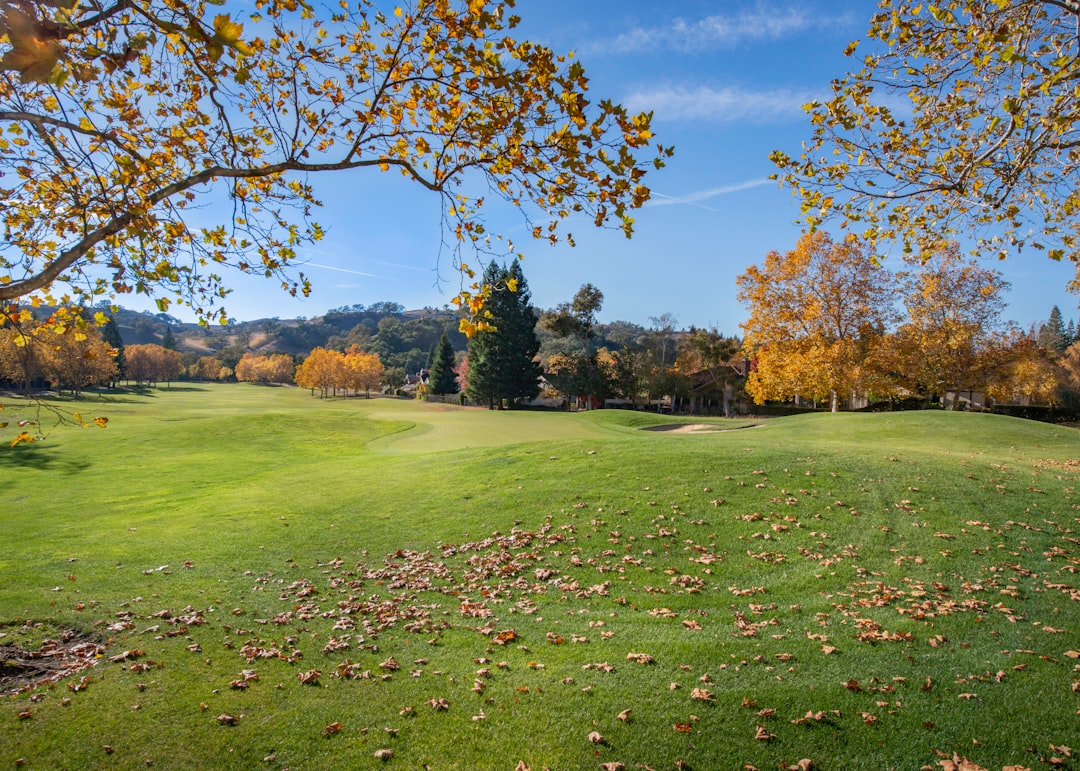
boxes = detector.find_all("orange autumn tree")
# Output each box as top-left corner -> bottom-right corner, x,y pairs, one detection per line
295,347 -> 344,398
235,353 -> 295,384
893,246 -> 1010,403
123,343 -> 182,386
737,232 -> 897,411
343,345 -> 383,397
0,0 -> 668,337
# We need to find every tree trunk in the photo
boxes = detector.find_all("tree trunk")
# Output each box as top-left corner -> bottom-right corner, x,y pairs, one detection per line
830,390 -> 839,413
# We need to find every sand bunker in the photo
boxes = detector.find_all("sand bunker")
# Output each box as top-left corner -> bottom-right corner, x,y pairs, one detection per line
641,422 -> 762,434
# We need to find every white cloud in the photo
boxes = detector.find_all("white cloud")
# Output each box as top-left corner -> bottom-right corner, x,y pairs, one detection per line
624,84 -> 817,124
589,5 -> 852,54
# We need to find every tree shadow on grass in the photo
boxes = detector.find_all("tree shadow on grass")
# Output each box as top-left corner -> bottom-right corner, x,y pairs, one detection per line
0,443 -> 91,473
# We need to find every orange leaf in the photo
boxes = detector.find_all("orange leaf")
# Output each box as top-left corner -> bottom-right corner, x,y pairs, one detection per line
9,431 -> 34,448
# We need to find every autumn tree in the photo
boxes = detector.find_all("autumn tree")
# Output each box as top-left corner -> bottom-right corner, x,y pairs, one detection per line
295,347 -> 346,398
194,355 -> 228,382
0,318 -> 47,394
467,261 -> 541,408
1062,342 -> 1080,393
0,0 -> 667,336
428,333 -> 459,396
343,345 -> 383,397
41,324 -> 118,396
124,343 -> 181,386
894,246 -> 1009,404
986,334 -> 1063,407
771,1 -> 1080,289
737,232 -> 897,411
233,353 -> 261,384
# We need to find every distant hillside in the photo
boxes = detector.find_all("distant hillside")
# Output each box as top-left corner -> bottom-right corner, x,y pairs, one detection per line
108,303 -> 468,374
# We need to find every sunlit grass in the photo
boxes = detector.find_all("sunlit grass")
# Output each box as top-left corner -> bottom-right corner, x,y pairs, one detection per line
1,385 -> 1077,769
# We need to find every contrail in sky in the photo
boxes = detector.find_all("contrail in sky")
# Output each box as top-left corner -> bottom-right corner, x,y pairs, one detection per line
649,179 -> 772,212
304,262 -> 387,279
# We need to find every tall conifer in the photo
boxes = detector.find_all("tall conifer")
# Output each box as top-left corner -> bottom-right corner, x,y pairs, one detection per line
428,333 -> 459,395
467,261 -> 542,409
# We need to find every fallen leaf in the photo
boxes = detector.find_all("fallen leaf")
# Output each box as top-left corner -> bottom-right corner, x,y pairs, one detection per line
753,724 -> 775,741
587,731 -> 605,744
216,714 -> 238,726
297,669 -> 321,685
373,749 -> 394,760
323,722 -> 343,736
617,709 -> 632,722
936,754 -> 988,771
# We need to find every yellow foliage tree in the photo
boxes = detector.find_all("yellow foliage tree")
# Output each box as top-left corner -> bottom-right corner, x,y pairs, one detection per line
0,0 -> 668,335
194,356 -> 227,382
771,1 -> 1080,290
737,232 -> 897,411
986,335 -> 1063,407
294,347 -> 345,398
893,246 -> 1009,403
41,324 -> 118,396
343,345 -> 383,397
124,343 -> 182,386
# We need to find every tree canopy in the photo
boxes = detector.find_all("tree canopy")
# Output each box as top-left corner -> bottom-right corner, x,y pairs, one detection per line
770,0 -> 1080,288
0,0 -> 668,329
737,231 -> 897,411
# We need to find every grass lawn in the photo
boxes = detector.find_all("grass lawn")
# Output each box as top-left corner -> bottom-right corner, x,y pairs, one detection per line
1,384 -> 1078,770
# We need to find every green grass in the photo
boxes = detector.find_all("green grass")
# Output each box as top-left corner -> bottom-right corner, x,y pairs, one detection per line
1,385 -> 1078,770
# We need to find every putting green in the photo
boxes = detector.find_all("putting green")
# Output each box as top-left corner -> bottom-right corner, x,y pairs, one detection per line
358,399 -> 615,453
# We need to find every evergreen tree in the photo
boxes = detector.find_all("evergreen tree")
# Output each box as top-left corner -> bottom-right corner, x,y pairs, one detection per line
98,313 -> 125,383
1039,305 -> 1067,353
428,333 -> 459,395
161,325 -> 177,350
1067,319 -> 1077,348
467,261 -> 542,409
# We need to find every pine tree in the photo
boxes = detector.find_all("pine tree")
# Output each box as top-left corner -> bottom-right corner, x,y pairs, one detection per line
1039,305 -> 1067,354
98,312 -> 125,383
1067,319 -> 1077,348
428,333 -> 459,395
467,261 -> 542,409
161,326 -> 177,350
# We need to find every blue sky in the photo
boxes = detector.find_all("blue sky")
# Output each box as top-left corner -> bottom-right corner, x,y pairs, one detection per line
152,1 -> 1078,332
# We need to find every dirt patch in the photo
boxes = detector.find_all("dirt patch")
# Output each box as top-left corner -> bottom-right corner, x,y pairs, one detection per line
0,622 -> 105,695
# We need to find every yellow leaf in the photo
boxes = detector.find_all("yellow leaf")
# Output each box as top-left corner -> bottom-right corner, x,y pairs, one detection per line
93,417 -> 109,429
10,431 -> 34,448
